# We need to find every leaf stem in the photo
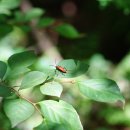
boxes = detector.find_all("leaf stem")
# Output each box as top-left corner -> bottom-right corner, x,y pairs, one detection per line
10,87 -> 44,118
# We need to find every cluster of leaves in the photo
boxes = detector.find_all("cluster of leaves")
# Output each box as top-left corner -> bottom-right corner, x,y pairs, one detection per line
0,50 -> 125,129
0,0 -> 126,129
98,0 -> 130,15
0,0 -> 80,40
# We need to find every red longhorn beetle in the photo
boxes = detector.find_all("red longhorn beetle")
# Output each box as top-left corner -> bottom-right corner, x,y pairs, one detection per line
56,65 -> 67,73
50,60 -> 67,75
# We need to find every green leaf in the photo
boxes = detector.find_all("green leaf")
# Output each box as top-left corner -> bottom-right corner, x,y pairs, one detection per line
40,81 -> 63,97
0,84 -> 12,97
14,11 -> 25,22
0,61 -> 7,79
8,50 -> 36,69
37,17 -> 55,28
53,59 -> 89,78
30,85 -> 44,102
20,71 -> 47,89
0,0 -> 20,15
78,78 -> 125,105
3,99 -> 35,127
0,8 -> 11,15
54,23 -> 80,39
25,8 -> 45,21
38,100 -> 83,130
0,0 -> 20,9
6,68 -> 30,79
34,121 -> 69,130
98,0 -> 112,8
0,24 -> 13,38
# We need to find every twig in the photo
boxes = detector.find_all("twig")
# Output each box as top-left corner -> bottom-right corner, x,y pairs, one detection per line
10,87 -> 44,118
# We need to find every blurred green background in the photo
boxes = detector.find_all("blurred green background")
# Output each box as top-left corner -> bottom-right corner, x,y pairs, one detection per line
0,0 -> 130,130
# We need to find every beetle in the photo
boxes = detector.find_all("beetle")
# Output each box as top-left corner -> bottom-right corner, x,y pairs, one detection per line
50,61 -> 67,75
56,65 -> 67,73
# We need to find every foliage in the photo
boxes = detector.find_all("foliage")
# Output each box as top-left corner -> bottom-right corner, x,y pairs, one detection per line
0,50 -> 125,130
98,0 -> 130,15
4,99 -> 35,127
54,23 -> 80,39
0,61 -> 7,80
0,0 -> 128,130
0,0 -> 20,15
38,100 -> 83,130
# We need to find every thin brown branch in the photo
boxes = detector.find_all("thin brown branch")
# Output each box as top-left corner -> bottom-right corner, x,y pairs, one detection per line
11,87 -> 43,118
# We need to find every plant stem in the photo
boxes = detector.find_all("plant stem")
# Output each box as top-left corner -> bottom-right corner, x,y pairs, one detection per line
10,87 -> 44,118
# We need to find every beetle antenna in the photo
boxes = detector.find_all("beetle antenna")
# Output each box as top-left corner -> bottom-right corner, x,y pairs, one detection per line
55,58 -> 57,66
49,65 -> 55,67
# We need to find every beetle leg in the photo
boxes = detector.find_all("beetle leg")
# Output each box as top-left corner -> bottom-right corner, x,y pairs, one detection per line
61,72 -> 65,76
55,69 -> 57,75
63,66 -> 66,70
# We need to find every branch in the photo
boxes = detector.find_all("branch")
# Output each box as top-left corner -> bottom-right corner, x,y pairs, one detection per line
11,87 -> 43,118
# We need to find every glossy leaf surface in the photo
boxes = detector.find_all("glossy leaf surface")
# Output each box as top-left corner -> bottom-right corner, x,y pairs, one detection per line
38,100 -> 83,130
20,71 -> 47,89
54,59 -> 89,78
4,99 -> 35,127
40,81 -> 63,97
8,50 -> 36,69
78,78 -> 125,106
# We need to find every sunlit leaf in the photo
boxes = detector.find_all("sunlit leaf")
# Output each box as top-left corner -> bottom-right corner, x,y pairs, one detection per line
20,71 -> 47,89
30,85 -> 44,102
8,50 -> 36,69
52,59 -> 89,78
0,8 -> 11,15
0,61 -> 7,79
77,78 -> 125,106
0,0 -> 20,15
6,68 -> 30,79
54,23 -> 80,39
0,84 -> 12,97
24,8 -> 45,21
0,0 -> 20,9
40,81 -> 63,97
98,0 -> 112,8
3,99 -> 35,127
38,100 -> 83,130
